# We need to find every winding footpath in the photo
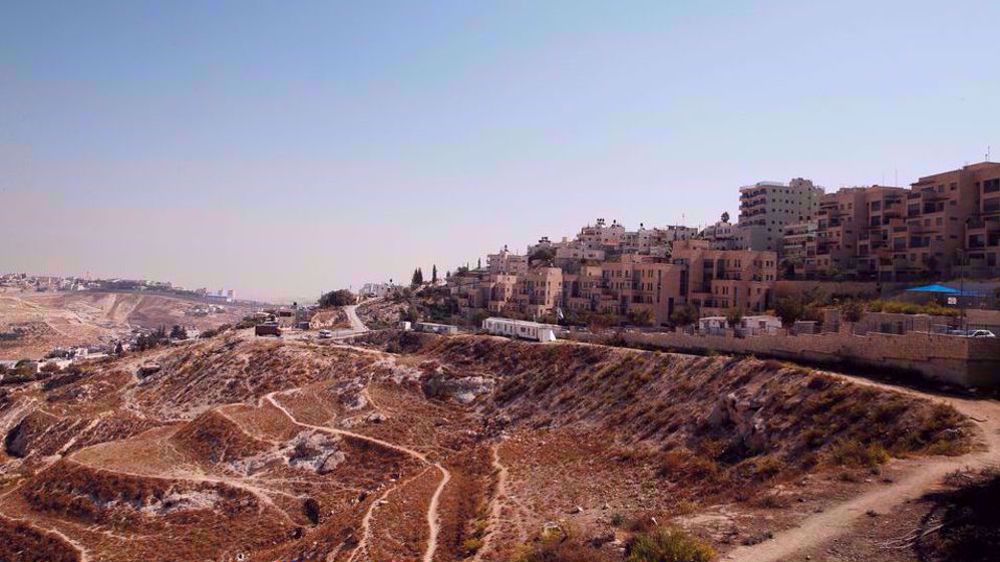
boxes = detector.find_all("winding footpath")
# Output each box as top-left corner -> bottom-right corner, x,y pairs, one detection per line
472,442 -> 514,562
726,373 -> 1000,562
265,390 -> 450,562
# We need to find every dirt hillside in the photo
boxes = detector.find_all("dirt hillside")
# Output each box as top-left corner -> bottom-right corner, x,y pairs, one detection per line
0,331 -> 985,562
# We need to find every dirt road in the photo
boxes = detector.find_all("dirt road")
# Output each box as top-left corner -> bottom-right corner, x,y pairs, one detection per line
344,305 -> 368,333
726,375 -> 1000,562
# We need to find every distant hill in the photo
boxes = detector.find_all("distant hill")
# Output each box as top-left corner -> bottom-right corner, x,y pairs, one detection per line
0,290 -> 254,359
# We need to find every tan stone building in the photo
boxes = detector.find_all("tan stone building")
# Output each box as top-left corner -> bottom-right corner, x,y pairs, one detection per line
802,162 -> 1000,281
671,240 -> 778,316
486,246 -> 528,275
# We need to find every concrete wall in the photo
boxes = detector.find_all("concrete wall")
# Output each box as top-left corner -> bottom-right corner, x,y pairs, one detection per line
567,329 -> 1000,388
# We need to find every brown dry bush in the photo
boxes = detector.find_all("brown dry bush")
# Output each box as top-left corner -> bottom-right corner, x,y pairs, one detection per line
0,516 -> 79,562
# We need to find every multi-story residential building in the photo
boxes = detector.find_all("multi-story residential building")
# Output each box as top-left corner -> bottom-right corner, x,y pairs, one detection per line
670,240 -> 778,316
699,218 -> 740,250
970,167 -> 1000,272
781,221 -> 817,276
738,178 -> 824,254
486,245 -> 528,275
601,255 -> 685,324
619,224 -> 699,257
905,162 -> 1000,279
560,256 -> 684,325
508,267 -> 563,319
800,185 -> 905,278
796,162 -> 1000,281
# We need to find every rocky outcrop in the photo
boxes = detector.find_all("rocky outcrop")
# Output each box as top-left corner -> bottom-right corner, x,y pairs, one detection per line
708,391 -> 768,452
422,373 -> 494,404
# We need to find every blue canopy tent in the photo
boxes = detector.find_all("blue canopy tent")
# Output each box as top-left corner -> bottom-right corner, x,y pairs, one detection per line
906,284 -> 988,297
906,284 -> 959,295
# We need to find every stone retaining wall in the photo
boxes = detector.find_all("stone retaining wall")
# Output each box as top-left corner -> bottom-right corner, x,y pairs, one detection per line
566,329 -> 1000,388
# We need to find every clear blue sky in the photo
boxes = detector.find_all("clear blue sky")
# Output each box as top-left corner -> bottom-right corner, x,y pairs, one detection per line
2,1 -> 998,301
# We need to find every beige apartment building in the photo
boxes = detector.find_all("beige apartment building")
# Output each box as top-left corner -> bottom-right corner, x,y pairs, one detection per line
486,246 -> 528,275
507,267 -> 563,319
670,240 -> 778,316
700,218 -> 740,250
801,162 -> 1000,281
908,162 -> 1000,279
738,178 -> 823,254
562,256 -> 684,325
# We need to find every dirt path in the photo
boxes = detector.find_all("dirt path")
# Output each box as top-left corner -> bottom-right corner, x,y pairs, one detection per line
424,463 -> 451,562
472,442 -> 512,561
1,513 -> 91,562
266,390 -> 450,561
726,375 -> 1000,562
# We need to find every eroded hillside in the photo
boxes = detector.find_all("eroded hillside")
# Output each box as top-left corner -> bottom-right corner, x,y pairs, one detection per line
0,331 -> 983,562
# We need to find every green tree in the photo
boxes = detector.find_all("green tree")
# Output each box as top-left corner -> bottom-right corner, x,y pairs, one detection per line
477,257 -> 482,269
431,265 -> 438,284
627,308 -> 654,327
411,268 -> 424,287
670,304 -> 699,327
725,307 -> 744,328
169,325 -> 188,340
529,247 -> 556,264
318,289 -> 356,308
774,296 -> 805,326
720,211 -> 730,223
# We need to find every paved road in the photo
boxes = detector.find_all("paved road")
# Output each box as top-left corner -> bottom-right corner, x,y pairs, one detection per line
344,304 -> 368,333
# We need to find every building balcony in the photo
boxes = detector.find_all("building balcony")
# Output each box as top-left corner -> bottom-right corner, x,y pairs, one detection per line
919,189 -> 948,201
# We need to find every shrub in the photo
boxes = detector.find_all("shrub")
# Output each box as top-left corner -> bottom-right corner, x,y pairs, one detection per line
463,538 -> 483,554
626,528 -> 716,562
828,440 -> 889,469
752,455 -> 785,480
513,538 -> 614,562
867,300 -> 959,317
841,301 -> 864,323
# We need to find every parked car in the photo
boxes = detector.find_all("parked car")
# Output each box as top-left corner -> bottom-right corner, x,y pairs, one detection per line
947,329 -> 996,338
318,329 -> 333,339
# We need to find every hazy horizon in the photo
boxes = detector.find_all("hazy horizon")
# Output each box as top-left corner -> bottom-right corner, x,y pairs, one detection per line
3,1 -> 999,301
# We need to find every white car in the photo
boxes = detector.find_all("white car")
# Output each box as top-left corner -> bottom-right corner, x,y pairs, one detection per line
317,330 -> 333,339
949,329 -> 997,338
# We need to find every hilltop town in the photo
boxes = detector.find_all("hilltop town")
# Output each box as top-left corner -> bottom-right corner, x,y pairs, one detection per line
439,161 -> 1000,328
